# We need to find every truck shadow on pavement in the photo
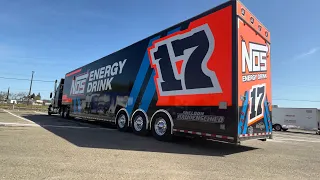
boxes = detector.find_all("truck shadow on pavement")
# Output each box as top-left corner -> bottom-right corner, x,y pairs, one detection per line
21,114 -> 258,157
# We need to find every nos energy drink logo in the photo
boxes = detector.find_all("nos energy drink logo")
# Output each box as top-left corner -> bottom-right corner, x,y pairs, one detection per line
70,73 -> 89,96
241,41 -> 269,82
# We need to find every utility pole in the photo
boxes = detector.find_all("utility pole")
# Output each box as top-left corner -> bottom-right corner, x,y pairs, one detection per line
54,79 -> 57,98
27,71 -> 34,105
6,87 -> 9,103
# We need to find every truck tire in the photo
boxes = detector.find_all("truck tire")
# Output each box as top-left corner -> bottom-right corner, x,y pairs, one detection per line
60,108 -> 65,118
274,124 -> 282,131
132,111 -> 148,136
151,113 -> 172,141
48,106 -> 52,116
116,111 -> 129,132
63,110 -> 68,119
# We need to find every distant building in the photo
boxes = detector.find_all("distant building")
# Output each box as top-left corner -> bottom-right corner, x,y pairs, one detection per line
42,99 -> 51,106
33,100 -> 43,105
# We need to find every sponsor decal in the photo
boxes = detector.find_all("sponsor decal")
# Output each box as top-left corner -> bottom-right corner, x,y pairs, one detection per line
247,83 -> 266,125
72,93 -> 129,115
284,119 -> 296,124
148,7 -> 233,106
256,122 -> 265,130
285,114 -> 295,117
238,13 -> 272,135
87,59 -> 127,93
69,59 -> 127,96
149,24 -> 222,97
241,41 -> 268,83
70,73 -> 89,96
247,126 -> 253,134
177,111 -> 225,123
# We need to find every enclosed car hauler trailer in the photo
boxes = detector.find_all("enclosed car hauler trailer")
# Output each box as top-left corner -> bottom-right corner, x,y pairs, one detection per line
272,107 -> 320,133
48,0 -> 272,144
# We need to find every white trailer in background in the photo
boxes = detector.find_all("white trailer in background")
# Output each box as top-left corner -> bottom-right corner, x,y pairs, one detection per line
272,107 -> 320,133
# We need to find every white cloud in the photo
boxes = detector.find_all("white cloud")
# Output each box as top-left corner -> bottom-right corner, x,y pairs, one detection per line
294,47 -> 319,60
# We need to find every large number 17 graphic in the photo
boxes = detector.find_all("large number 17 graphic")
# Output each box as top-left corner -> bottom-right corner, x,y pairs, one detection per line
149,24 -> 222,96
248,83 -> 266,125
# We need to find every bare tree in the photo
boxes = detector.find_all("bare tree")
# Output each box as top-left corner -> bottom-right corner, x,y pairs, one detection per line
0,91 -> 6,101
15,92 -> 28,100
6,92 -> 28,101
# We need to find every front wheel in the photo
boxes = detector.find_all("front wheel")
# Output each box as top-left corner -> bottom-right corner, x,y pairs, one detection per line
48,106 -> 52,116
151,113 -> 172,141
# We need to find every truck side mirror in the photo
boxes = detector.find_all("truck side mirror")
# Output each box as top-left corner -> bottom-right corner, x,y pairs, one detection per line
50,92 -> 52,98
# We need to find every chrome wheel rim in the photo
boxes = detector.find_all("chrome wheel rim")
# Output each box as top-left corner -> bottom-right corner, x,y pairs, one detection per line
133,116 -> 144,132
154,118 -> 167,136
118,114 -> 126,128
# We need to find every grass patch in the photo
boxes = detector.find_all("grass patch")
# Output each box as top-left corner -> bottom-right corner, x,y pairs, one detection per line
0,103 -> 48,111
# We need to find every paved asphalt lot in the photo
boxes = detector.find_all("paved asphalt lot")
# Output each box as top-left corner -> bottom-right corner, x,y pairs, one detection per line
0,110 -> 319,180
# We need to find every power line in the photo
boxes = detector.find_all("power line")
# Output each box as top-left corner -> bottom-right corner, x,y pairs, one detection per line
0,89 -> 51,92
273,98 -> 320,103
273,84 -> 320,88
0,76 -> 54,83
0,72 -> 60,80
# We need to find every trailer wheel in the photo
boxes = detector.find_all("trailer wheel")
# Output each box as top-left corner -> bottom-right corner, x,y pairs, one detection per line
151,113 -> 172,141
274,124 -> 282,131
132,111 -> 148,136
116,111 -> 129,132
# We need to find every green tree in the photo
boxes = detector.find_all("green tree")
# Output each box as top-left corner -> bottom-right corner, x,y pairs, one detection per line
30,93 -> 36,99
35,93 -> 41,100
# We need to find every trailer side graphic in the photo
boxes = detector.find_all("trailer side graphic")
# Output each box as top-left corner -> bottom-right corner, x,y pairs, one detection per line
49,0 -> 272,144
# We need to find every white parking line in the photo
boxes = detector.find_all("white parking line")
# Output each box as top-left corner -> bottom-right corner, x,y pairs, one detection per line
34,111 -> 47,115
0,109 -> 116,130
275,134 -> 317,139
0,122 -> 115,130
274,138 -> 320,143
267,139 -> 285,143
1,109 -> 36,124
0,122 -> 40,127
43,125 -> 115,130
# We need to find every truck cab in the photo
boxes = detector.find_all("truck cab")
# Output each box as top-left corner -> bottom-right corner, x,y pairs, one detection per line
48,79 -> 65,115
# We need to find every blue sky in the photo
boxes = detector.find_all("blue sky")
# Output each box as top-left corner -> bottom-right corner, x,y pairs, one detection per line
0,0 -> 319,108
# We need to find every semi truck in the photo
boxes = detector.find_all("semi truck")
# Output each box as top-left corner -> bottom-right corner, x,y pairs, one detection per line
272,107 -> 320,133
48,0 -> 272,144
